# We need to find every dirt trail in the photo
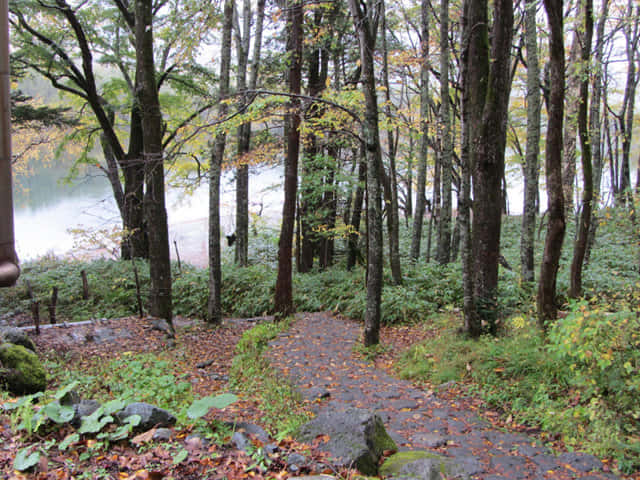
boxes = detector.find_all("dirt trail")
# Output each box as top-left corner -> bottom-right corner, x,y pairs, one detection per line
268,312 -> 619,480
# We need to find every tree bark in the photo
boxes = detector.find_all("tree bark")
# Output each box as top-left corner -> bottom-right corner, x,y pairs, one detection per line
569,0 -> 594,298
348,0 -> 384,346
436,0 -> 452,265
381,0 -> 402,284
274,0 -> 303,318
463,0 -> 514,336
562,33 -> 581,216
585,0 -> 609,265
410,0 -> 430,262
347,153 -> 366,270
135,0 -> 172,323
618,3 -> 640,204
234,0 -> 254,267
208,0 -> 233,324
538,0 -> 566,329
520,0 -> 541,283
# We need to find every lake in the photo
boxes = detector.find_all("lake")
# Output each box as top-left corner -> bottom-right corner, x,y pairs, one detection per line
13,163 -> 284,268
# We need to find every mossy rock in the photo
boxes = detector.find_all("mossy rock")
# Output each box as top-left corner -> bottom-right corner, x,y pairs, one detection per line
0,343 -> 47,395
380,451 -> 470,480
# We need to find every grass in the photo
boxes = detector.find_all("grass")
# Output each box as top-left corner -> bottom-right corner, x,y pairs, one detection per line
229,319 -> 311,438
397,310 -> 640,474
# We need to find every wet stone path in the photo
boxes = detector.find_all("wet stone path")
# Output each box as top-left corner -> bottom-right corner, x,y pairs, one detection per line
268,312 -> 619,480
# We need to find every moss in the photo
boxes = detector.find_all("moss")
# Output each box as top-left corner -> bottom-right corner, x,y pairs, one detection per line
379,450 -> 446,478
0,343 -> 47,395
371,416 -> 398,456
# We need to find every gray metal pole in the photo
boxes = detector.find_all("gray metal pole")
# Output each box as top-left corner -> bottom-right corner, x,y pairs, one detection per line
0,0 -> 19,287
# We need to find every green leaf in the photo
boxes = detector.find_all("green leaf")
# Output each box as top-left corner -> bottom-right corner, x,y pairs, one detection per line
42,402 -> 75,423
78,413 -> 114,434
59,433 -> 80,451
186,393 -> 238,420
102,399 -> 126,416
172,448 -> 189,465
13,448 -> 40,471
54,381 -> 80,400
124,414 -> 141,427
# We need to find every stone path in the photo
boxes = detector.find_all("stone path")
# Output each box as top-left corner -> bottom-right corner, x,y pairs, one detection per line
268,312 -> 619,480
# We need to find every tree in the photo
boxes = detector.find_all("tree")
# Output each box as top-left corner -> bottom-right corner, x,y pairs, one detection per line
520,0 -> 541,283
537,0 -> 566,329
562,22 -> 581,216
10,0 -> 216,261
274,0 -> 303,318
616,1 -> 640,204
585,0 -> 610,265
348,0 -> 384,346
0,0 -> 20,288
135,0 -> 172,322
380,0 -> 402,285
208,0 -> 233,324
569,0 -> 594,298
235,0 -> 266,267
462,0 -> 514,336
436,0 -> 452,265
409,0 -> 429,262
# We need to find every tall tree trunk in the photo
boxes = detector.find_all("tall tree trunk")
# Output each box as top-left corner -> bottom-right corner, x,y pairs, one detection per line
520,0 -> 541,283
381,0 -> 402,285
460,0 -> 474,333
538,0 -> 566,329
208,0 -> 233,324
562,33 -> 581,216
436,0 -> 452,264
463,0 -> 514,336
584,0 -> 608,265
618,4 -> 640,204
0,0 -> 20,287
299,7 -> 328,273
570,0 -> 594,298
319,146 -> 338,269
348,0 -> 384,346
274,0 -> 303,318
347,153 -> 366,270
135,0 -> 172,323
410,0 -> 430,262
235,0 -> 251,267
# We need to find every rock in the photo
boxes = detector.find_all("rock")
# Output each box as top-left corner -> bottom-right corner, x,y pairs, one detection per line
410,433 -> 448,448
306,386 -> 331,401
557,452 -> 603,472
297,407 -> 397,475
59,389 -> 81,406
0,328 -> 36,352
225,421 -> 270,443
196,359 -> 215,369
89,327 -> 132,344
185,434 -> 208,450
116,402 -> 176,430
288,476 -> 335,480
489,455 -> 530,479
265,443 -> 279,455
0,343 -> 47,395
71,399 -> 101,428
287,453 -> 306,466
232,431 -> 250,451
151,318 -> 173,336
152,428 -> 173,442
380,451 -> 471,480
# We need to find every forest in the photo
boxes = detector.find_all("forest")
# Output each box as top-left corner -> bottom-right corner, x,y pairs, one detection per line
1,0 -> 640,478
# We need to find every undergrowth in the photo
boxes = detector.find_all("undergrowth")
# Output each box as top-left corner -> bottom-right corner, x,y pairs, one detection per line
398,307 -> 640,474
230,319 -> 311,438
